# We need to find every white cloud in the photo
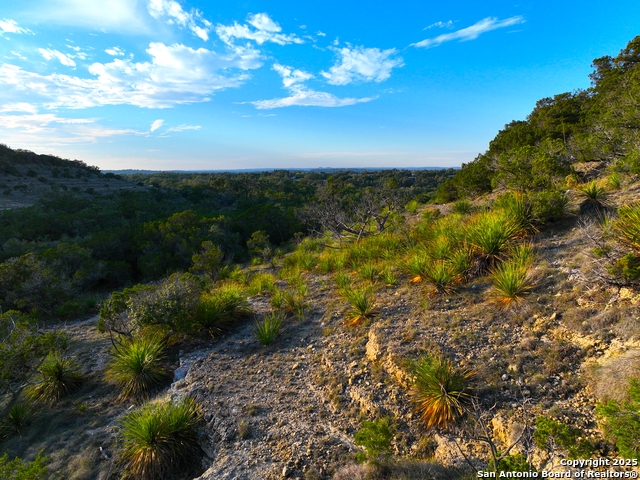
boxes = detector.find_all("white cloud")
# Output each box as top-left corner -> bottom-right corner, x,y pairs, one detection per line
321,46 -> 403,86
38,48 -> 77,67
413,16 -> 525,48
29,0 -> 151,34
11,51 -> 27,60
273,63 -> 313,87
164,124 -> 201,133
147,0 -> 212,41
0,103 -> 38,114
317,31 -> 326,37
252,62 -> 374,109
252,89 -> 375,109
150,119 -> 164,131
0,19 -> 32,34
0,42 -> 262,109
216,13 -> 303,46
0,112 -> 92,133
423,20 -> 454,30
105,47 -> 125,56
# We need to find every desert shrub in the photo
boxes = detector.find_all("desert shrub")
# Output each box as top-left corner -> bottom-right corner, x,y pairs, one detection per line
342,286 -> 378,326
106,336 -> 168,401
196,284 -> 251,336
0,452 -> 47,480
576,181 -> 610,215
530,189 -> 569,223
270,288 -> 307,320
491,453 -> 533,473
247,272 -> 277,295
119,398 -> 202,480
358,263 -> 380,283
596,378 -> 640,459
466,211 -> 523,273
421,261 -> 459,296
495,192 -> 537,235
534,417 -> 595,459
490,259 -> 534,307
410,353 -> 474,430
26,352 -> 84,404
452,199 -> 473,214
254,312 -> 285,346
354,418 -> 394,464
0,400 -> 32,439
613,203 -> 640,253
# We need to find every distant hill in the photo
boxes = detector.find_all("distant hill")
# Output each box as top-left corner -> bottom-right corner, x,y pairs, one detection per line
106,166 -> 455,175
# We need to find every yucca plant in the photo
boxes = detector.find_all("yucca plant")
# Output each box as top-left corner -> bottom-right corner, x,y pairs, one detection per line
509,242 -> 535,267
405,253 -> 431,283
449,246 -> 474,281
334,271 -> 353,291
410,354 -> 474,430
452,199 -> 473,215
196,285 -> 252,336
342,287 -> 378,326
466,212 -> 523,273
0,400 -> 32,439
576,181 -> 610,214
26,352 -> 84,404
606,172 -> 621,190
119,398 -> 202,480
106,336 -> 168,401
381,267 -> 397,286
497,192 -> 538,236
254,312 -> 285,345
359,262 -> 380,283
614,203 -> 640,253
247,272 -> 277,295
490,260 -> 535,308
422,261 -> 459,296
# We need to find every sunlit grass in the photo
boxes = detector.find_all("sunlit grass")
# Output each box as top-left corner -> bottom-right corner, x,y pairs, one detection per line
342,286 -> 378,326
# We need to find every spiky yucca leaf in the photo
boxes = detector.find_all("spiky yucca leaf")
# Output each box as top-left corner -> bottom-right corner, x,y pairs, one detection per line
422,261 -> 458,296
410,354 -> 474,430
576,181 -> 610,214
26,353 -> 84,404
120,398 -> 202,480
106,336 -> 168,401
342,287 -> 378,325
466,212 -> 523,272
614,203 -> 640,253
196,284 -> 251,336
490,260 -> 534,308
254,312 -> 285,345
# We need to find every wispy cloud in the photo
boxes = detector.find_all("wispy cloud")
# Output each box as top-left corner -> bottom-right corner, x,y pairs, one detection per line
105,46 -> 125,56
251,62 -> 374,109
413,16 -> 525,48
216,13 -> 303,46
0,103 -> 39,114
38,48 -> 76,67
150,119 -> 164,132
147,0 -> 212,41
321,46 -> 403,85
0,19 -> 32,35
423,20 -> 454,30
0,42 -> 262,109
164,124 -> 201,133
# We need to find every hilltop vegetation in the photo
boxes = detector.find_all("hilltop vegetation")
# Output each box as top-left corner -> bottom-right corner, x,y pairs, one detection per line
1,36 -> 640,480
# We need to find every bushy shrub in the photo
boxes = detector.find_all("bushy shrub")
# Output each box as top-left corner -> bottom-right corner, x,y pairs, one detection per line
106,336 -> 168,401
354,418 -> 394,464
410,353 -> 474,430
119,398 -> 202,480
0,452 -> 47,480
247,272 -> 277,295
26,352 -> 84,404
534,417 -> 594,459
596,379 -> 640,459
196,284 -> 252,336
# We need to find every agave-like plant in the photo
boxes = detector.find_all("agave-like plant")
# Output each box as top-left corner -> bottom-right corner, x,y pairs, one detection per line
359,262 -> 380,283
26,352 -> 84,404
614,203 -> 640,253
422,261 -> 459,296
196,284 -> 252,336
247,272 -> 277,295
106,336 -> 168,401
466,211 -> 523,274
342,286 -> 378,326
0,400 -> 32,439
254,312 -> 285,345
119,398 -> 202,480
576,181 -> 610,214
410,354 -> 474,430
489,260 -> 535,308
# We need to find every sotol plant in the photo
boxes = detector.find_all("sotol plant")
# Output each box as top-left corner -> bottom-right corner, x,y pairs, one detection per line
410,353 -> 474,430
342,286 -> 378,326
254,312 -> 284,346
490,259 -> 535,308
106,336 -> 168,401
196,284 -> 252,336
26,352 -> 84,404
119,398 -> 202,480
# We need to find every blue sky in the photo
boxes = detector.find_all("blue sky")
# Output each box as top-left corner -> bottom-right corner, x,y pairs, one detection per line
0,1 -> 639,170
